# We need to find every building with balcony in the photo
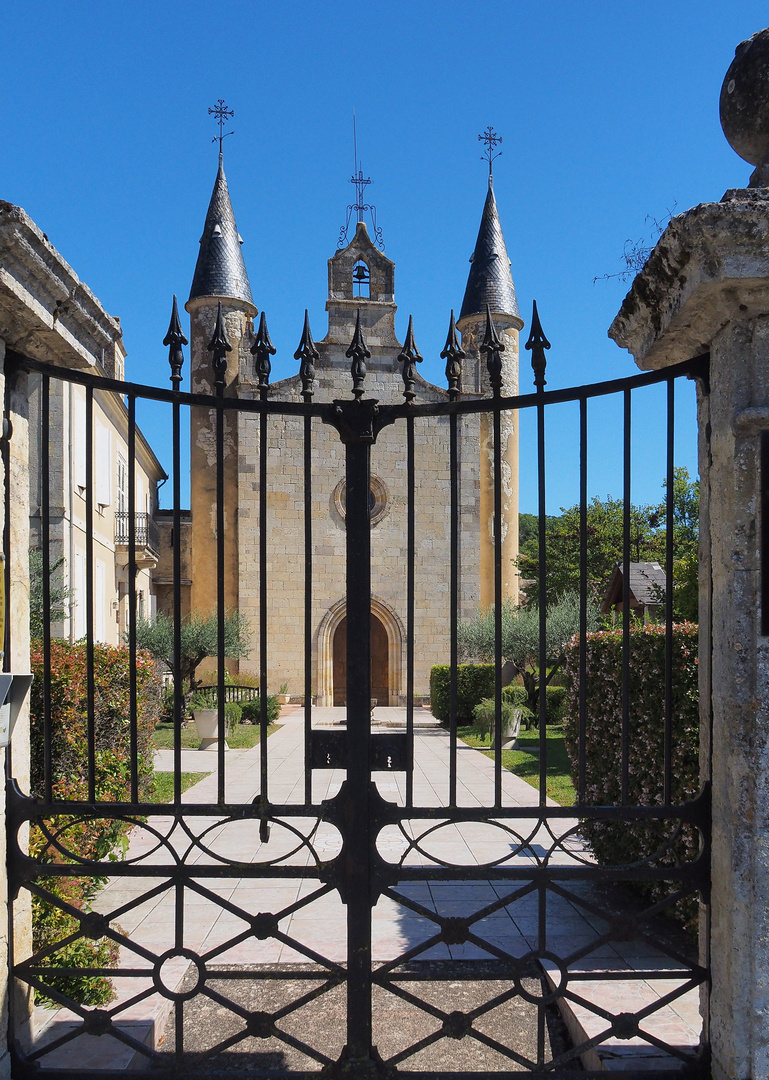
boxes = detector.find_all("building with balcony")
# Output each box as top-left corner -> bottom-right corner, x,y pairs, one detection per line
0,200 -> 166,646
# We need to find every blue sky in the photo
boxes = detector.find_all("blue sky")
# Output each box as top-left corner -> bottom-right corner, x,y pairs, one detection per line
3,2 -> 766,513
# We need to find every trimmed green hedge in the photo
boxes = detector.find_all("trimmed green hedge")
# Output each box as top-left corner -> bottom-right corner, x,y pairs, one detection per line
430,664 -> 495,723
563,623 -> 700,928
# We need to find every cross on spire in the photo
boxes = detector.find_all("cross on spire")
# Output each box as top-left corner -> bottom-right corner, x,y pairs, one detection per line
479,125 -> 502,177
209,99 -> 234,154
337,113 -> 384,250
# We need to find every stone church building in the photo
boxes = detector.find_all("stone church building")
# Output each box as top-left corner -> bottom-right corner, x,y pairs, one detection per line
175,154 -> 523,703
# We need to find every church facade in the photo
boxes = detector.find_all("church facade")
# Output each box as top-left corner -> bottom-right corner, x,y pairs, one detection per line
178,155 -> 523,703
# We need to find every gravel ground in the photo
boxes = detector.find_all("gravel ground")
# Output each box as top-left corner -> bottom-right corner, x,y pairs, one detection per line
155,961 -> 579,1076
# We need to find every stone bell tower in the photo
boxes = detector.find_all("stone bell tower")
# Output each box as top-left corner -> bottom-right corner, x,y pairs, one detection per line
185,150 -> 257,631
457,147 -> 523,609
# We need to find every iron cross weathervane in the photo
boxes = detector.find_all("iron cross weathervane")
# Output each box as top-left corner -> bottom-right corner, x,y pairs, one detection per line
479,125 -> 502,177
337,114 -> 385,250
209,99 -> 234,153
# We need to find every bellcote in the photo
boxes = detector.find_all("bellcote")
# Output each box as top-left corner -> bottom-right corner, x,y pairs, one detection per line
324,221 -> 399,347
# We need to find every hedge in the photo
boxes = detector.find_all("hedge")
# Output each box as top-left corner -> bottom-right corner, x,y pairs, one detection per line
29,640 -> 162,1006
562,623 -> 700,928
430,665 -> 495,723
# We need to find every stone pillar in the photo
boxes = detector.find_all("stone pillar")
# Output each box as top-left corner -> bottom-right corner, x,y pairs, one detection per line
458,315 -> 521,609
0,346 -> 33,1070
185,297 -> 255,677
609,188 -> 769,1080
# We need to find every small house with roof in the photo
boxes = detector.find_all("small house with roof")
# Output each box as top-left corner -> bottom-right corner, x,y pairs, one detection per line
600,561 -> 667,623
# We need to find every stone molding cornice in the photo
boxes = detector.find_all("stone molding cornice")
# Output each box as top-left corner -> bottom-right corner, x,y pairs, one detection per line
609,190 -> 769,370
0,201 -> 124,374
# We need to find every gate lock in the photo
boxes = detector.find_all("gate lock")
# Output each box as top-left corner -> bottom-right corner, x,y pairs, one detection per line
310,729 -> 409,772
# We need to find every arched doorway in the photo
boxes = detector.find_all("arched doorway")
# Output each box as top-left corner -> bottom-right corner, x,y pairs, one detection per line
332,612 -> 389,706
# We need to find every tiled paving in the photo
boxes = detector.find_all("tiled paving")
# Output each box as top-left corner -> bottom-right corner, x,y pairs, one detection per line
30,706 -> 702,1072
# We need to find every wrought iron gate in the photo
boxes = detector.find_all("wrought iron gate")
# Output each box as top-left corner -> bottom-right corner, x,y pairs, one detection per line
4,308 -> 710,1078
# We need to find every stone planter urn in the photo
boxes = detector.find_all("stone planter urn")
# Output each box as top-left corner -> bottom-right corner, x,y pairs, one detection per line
192,709 -> 229,751
490,708 -> 523,751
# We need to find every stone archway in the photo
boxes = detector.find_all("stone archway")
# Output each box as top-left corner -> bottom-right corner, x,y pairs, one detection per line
317,595 -> 404,707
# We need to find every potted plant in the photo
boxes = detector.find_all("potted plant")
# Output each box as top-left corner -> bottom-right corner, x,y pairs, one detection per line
190,689 -> 228,751
276,682 -> 290,705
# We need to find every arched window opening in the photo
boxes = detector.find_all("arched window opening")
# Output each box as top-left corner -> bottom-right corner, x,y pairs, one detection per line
352,260 -> 370,298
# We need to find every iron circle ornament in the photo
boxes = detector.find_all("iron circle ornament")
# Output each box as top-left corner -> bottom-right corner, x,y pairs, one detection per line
514,950 -> 568,1006
153,948 -> 207,1001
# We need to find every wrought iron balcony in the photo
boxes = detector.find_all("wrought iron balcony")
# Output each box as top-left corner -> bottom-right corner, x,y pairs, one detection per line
114,511 -> 160,568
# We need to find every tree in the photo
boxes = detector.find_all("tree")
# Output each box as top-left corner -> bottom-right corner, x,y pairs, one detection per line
458,592 -> 601,717
132,611 -> 251,690
29,550 -> 71,639
517,469 -> 699,620
650,467 -> 699,623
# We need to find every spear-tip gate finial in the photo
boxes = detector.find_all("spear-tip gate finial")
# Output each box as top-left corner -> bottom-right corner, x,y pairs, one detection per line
440,309 -> 465,400
525,299 -> 551,389
346,309 -> 371,399
294,310 -> 319,400
164,295 -> 188,387
480,304 -> 505,396
208,301 -> 232,390
397,315 -> 423,403
250,311 -> 276,394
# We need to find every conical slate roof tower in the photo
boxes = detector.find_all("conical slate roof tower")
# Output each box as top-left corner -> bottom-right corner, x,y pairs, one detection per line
459,175 -> 520,323
457,163 -> 522,609
188,153 -> 254,308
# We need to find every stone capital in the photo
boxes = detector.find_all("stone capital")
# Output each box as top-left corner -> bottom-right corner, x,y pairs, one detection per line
609,189 -> 769,369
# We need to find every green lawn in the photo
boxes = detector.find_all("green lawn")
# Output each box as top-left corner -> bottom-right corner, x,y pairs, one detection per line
150,771 -> 208,802
458,723 -> 576,807
152,722 -> 279,751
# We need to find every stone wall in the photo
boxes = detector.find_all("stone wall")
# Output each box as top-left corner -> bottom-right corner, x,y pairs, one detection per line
235,362 -> 482,701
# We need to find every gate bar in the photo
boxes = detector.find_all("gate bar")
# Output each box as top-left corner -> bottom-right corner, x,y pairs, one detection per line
344,419 -> 374,1063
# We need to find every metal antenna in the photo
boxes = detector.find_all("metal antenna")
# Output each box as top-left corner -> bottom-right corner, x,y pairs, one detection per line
479,125 -> 502,178
209,99 -> 234,154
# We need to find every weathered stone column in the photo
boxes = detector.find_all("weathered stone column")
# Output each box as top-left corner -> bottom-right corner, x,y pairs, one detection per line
610,186 -> 769,1080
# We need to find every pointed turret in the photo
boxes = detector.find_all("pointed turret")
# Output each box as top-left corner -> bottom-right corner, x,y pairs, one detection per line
188,153 -> 255,310
457,159 -> 522,609
459,177 -> 520,324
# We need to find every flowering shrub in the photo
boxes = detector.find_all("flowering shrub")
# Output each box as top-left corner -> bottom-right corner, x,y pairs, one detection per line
29,640 -> 161,1005
430,665 -> 495,724
563,623 -> 700,928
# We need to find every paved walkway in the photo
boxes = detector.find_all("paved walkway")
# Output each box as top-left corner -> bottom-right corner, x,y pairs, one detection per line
31,707 -> 702,1072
